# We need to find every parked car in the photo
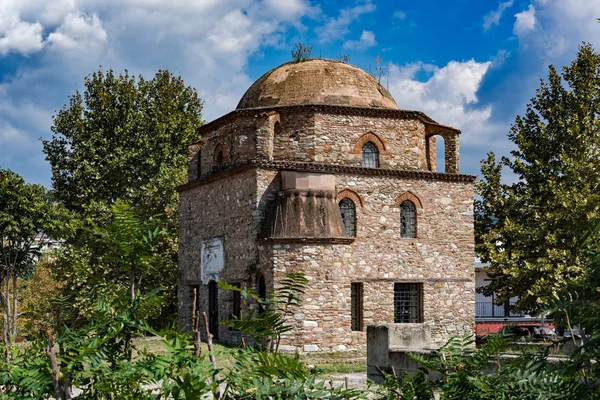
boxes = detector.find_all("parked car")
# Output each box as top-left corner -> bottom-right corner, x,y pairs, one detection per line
562,327 -> 589,341
500,325 -> 558,341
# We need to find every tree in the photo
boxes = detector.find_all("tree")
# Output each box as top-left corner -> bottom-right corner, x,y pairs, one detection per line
43,69 -> 203,326
475,43 -> 600,312
92,202 -> 164,304
0,168 -> 65,356
44,68 -> 203,219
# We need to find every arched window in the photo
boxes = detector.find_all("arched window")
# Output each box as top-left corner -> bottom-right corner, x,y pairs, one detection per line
216,150 -> 223,165
400,200 -> 417,238
362,142 -> 379,168
339,198 -> 356,237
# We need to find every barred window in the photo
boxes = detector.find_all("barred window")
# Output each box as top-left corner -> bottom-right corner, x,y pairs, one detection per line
351,283 -> 363,331
400,200 -> 417,238
362,142 -> 379,168
339,198 -> 356,237
394,283 -> 423,323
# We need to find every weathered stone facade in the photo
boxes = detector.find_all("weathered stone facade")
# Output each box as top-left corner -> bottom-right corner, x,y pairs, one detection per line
178,59 -> 475,352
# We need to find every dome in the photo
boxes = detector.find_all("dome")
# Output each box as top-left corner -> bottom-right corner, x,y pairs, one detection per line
236,59 -> 399,110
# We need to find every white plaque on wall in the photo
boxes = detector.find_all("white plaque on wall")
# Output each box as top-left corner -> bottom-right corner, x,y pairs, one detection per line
200,237 -> 224,284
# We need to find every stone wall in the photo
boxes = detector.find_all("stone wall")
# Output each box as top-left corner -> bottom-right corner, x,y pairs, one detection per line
178,168 -> 259,339
256,170 -> 475,352
267,110 -> 431,171
187,115 -> 258,181
187,108 -> 461,182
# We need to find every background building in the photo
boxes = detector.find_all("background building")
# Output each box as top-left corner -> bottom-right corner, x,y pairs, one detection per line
178,59 -> 476,352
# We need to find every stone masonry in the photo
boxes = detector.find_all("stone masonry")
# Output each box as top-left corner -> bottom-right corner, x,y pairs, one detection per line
178,59 -> 475,352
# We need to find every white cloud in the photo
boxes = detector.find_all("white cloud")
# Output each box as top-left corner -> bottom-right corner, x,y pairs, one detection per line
393,10 -> 406,20
0,12 -> 44,55
513,4 -> 536,37
343,30 -> 376,50
316,2 -> 375,42
0,0 -> 318,185
388,59 -> 502,146
47,12 -> 107,52
483,0 -> 514,31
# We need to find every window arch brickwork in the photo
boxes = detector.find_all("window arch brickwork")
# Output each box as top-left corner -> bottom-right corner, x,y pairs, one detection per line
394,191 -> 423,209
337,188 -> 364,207
350,132 -> 389,155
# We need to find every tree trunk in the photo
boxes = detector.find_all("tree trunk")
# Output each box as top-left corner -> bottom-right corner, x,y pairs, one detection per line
46,333 -> 63,400
11,274 -> 17,339
0,286 -> 10,364
5,276 -> 10,341
1,300 -> 9,364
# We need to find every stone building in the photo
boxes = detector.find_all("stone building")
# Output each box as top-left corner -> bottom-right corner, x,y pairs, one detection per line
178,59 -> 476,352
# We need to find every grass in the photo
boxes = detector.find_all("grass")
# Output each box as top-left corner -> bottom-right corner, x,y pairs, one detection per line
132,337 -> 367,378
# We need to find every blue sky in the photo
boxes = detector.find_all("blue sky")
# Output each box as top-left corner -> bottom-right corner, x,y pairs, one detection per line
1,0 -> 600,187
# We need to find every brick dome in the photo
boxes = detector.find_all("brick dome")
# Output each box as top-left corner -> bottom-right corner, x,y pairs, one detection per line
236,59 -> 399,110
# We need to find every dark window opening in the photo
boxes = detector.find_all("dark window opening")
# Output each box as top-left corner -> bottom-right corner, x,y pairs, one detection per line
351,283 -> 363,331
229,284 -> 241,330
258,274 -> 266,314
274,121 -> 282,135
400,200 -> 417,238
339,198 -> 356,237
197,150 -> 202,178
208,280 -> 219,339
216,150 -> 223,165
231,284 -> 241,319
362,141 -> 379,168
394,283 -> 423,323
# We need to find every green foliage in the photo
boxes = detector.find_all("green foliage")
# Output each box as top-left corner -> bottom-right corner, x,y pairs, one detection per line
0,168 -> 71,342
43,68 -> 203,218
43,68 -> 203,329
91,201 -> 165,302
380,335 -> 586,400
18,261 -> 64,337
220,271 -> 308,352
475,43 -> 600,312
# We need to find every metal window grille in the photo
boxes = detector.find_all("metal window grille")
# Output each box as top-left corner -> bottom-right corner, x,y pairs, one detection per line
351,283 -> 363,331
362,142 -> 379,168
339,198 -> 356,237
400,200 -> 417,238
394,283 -> 422,323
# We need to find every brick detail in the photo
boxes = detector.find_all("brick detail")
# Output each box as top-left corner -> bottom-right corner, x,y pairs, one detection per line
337,188 -> 364,207
350,132 -> 389,155
394,191 -> 423,209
